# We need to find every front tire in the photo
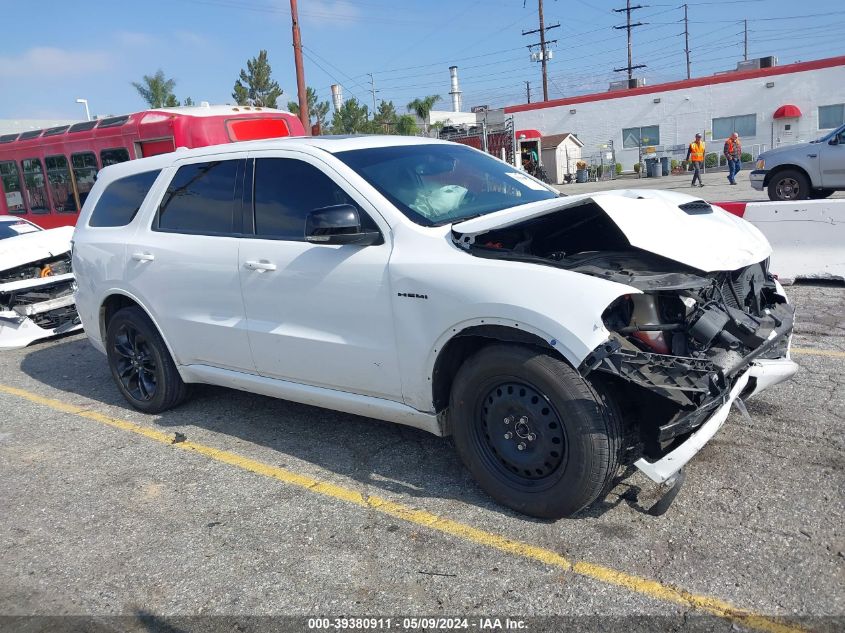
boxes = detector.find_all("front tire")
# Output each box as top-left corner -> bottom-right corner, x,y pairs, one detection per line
106,306 -> 189,413
767,169 -> 810,201
449,344 -> 621,519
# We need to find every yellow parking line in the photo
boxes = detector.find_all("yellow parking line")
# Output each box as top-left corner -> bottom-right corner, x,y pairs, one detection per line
791,347 -> 845,359
0,382 -> 805,633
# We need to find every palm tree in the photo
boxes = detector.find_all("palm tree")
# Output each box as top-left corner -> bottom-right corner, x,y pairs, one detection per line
407,95 -> 440,134
132,70 -> 177,108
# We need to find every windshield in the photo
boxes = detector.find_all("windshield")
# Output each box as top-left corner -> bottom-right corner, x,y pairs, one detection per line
0,219 -> 41,240
335,144 -> 558,226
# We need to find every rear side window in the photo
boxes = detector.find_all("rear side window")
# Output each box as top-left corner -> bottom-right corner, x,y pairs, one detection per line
101,148 -> 130,167
89,170 -> 160,228
253,158 -> 373,240
21,158 -> 50,213
0,161 -> 26,213
157,160 -> 239,234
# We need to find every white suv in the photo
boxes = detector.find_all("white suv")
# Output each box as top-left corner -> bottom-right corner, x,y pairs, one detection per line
73,136 -> 797,518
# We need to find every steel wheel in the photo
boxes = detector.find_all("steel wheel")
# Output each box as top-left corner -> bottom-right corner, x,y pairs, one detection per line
474,380 -> 568,486
775,177 -> 800,200
112,323 -> 158,402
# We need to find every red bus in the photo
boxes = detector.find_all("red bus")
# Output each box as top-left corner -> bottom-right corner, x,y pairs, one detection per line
0,105 -> 306,228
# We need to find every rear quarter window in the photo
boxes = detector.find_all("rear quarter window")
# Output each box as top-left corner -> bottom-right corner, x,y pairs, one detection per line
89,170 -> 161,227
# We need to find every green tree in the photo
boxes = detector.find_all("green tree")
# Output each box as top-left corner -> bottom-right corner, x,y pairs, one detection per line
183,96 -> 195,106
287,87 -> 330,129
330,98 -> 371,134
395,114 -> 417,136
406,94 -> 441,133
232,50 -> 283,108
164,94 -> 179,107
373,100 -> 398,133
131,70 -> 178,108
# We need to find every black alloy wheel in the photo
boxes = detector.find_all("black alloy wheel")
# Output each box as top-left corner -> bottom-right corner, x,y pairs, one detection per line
112,323 -> 158,402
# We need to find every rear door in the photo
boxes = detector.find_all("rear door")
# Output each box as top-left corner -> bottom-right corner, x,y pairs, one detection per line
237,150 -> 401,399
125,152 -> 254,371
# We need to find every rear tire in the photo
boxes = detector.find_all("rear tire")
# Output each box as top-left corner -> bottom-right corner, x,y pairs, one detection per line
106,306 -> 189,414
809,188 -> 835,199
449,344 -> 621,519
767,169 -> 810,201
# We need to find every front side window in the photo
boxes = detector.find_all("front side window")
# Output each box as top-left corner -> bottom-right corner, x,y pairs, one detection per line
90,170 -> 160,228
622,125 -> 660,149
72,153 -> 98,205
101,148 -> 131,167
335,144 -> 558,226
157,160 -> 239,234
818,104 -> 845,130
712,114 -> 756,139
253,158 -> 374,240
45,155 -> 77,213
0,161 -> 26,213
21,158 -> 50,213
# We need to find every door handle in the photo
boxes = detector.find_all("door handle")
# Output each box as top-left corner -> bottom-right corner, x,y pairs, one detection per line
244,260 -> 277,272
807,153 -> 818,158
131,252 -> 155,262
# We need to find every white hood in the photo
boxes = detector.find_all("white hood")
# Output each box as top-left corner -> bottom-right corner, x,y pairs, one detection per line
0,226 -> 74,271
452,189 -> 771,272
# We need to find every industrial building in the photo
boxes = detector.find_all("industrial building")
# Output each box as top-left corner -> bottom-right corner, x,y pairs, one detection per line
504,55 -> 845,173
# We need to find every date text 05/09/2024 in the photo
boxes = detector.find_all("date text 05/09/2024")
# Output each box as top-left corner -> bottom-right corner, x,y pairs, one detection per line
307,617 -> 528,630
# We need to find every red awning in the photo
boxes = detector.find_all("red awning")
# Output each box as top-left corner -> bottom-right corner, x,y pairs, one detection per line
773,104 -> 802,119
516,129 -> 542,140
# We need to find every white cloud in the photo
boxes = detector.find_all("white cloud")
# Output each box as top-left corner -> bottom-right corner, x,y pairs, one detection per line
115,31 -> 157,47
173,30 -> 208,48
0,47 -> 113,78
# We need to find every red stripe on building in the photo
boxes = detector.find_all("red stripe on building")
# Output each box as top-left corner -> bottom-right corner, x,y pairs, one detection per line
504,56 -> 845,114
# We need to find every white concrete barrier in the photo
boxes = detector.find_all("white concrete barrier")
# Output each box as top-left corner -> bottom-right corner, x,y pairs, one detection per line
715,199 -> 845,283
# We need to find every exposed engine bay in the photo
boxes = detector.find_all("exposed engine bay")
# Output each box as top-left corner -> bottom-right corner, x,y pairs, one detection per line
455,199 -> 796,464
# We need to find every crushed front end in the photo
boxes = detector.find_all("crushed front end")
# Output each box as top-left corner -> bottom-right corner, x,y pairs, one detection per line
578,255 -> 797,482
0,250 -> 81,349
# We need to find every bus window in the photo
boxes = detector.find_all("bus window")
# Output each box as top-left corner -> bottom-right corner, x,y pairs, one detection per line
21,158 -> 50,214
45,155 -> 78,214
101,148 -> 130,167
71,152 -> 98,205
0,161 -> 26,213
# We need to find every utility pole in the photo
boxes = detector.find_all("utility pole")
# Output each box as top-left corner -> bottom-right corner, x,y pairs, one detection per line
367,73 -> 379,113
522,0 -> 559,101
613,0 -> 647,81
683,4 -> 691,79
526,81 -> 531,104
743,19 -> 748,61
290,0 -> 310,134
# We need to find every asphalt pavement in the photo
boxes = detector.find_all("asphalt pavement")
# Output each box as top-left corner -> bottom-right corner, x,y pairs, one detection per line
0,285 -> 842,633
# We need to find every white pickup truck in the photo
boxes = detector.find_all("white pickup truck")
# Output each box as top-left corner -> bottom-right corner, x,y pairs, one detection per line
751,123 -> 845,200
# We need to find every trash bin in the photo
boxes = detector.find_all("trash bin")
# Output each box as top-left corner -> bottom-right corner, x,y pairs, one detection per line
644,158 -> 658,178
648,159 -> 662,178
660,156 -> 670,176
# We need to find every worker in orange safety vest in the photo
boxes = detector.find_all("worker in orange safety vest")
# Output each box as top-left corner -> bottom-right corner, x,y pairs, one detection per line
724,132 -> 742,185
685,133 -> 706,187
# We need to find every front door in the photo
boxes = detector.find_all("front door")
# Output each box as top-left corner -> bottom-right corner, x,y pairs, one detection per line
818,126 -> 845,188
238,152 -> 401,400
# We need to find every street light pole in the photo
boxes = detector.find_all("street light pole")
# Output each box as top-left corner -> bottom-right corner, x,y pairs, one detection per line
75,98 -> 91,122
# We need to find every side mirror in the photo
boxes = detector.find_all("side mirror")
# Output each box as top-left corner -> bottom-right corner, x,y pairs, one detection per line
305,204 -> 381,246
829,137 -> 839,146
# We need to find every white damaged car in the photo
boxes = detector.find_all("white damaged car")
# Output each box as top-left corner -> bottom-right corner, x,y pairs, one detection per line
0,217 -> 81,349
72,136 -> 798,518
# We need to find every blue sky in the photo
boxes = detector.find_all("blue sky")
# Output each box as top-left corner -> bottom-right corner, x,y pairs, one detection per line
0,0 -> 842,120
